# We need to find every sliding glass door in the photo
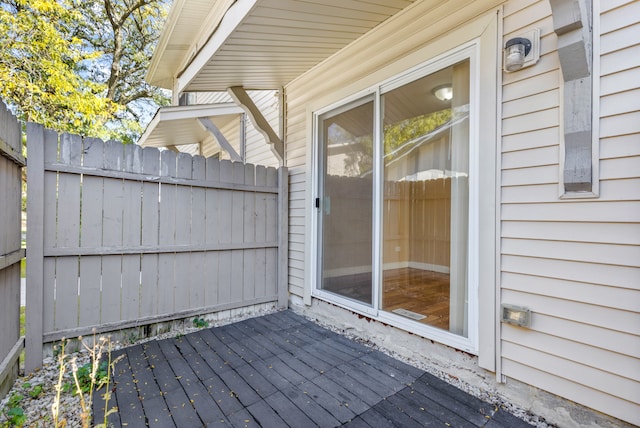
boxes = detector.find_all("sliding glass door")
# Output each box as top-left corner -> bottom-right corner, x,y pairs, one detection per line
316,51 -> 475,340
381,59 -> 470,336
318,97 -> 374,306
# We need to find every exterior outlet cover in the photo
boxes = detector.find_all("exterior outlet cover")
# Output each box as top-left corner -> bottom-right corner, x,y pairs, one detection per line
504,28 -> 541,72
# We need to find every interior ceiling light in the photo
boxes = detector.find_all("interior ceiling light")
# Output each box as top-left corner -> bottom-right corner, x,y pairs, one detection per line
432,84 -> 453,101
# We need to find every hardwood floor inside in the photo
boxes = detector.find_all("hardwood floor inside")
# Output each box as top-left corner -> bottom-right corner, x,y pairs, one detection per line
322,267 -> 450,331
382,267 -> 450,330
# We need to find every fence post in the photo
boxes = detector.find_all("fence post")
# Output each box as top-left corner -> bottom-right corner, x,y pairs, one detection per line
25,123 -> 45,372
277,166 -> 289,308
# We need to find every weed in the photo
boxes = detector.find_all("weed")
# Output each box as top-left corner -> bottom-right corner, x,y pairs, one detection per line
50,333 -> 122,428
2,332 -> 122,428
27,385 -> 43,399
193,317 -> 209,328
1,392 -> 25,428
2,406 -> 26,427
6,393 -> 22,409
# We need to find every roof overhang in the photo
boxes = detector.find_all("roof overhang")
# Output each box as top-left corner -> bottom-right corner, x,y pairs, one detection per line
148,0 -> 416,93
138,103 -> 244,148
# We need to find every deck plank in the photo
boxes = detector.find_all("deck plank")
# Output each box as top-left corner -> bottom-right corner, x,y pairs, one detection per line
201,374 -> 245,416
162,385 -> 203,427
281,384 -> 342,428
100,310 -> 534,427
127,344 -> 161,400
112,353 -> 148,427
246,399 -> 288,426
310,373 -> 371,415
234,362 -> 279,398
141,395 -> 174,428
264,390 -> 316,427
374,396 -> 426,428
216,365 -> 262,407
398,386 -> 477,427
323,367 -> 382,407
297,379 -> 357,423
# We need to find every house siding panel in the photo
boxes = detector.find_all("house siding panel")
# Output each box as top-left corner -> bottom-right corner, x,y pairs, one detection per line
501,0 -> 640,392
282,0 -> 638,424
285,0 -> 505,305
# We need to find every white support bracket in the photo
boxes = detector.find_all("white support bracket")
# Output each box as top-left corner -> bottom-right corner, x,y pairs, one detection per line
198,117 -> 242,162
550,0 -> 593,193
227,86 -> 284,164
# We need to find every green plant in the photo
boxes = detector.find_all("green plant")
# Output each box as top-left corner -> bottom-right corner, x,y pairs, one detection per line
7,393 -> 23,408
72,360 -> 109,395
1,392 -> 25,427
193,317 -> 209,328
3,406 -> 26,427
27,385 -> 43,399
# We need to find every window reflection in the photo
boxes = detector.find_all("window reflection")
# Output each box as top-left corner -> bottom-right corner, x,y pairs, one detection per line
381,60 -> 470,336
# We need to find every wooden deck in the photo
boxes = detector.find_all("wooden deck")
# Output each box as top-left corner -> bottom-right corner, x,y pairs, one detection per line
93,310 -> 532,427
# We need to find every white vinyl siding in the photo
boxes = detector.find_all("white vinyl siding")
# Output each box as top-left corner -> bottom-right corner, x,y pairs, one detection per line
286,0 -> 503,369
500,0 -> 640,425
281,0 -> 638,423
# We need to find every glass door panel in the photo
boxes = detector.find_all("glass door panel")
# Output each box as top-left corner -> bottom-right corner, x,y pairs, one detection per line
319,98 -> 374,306
381,60 -> 470,336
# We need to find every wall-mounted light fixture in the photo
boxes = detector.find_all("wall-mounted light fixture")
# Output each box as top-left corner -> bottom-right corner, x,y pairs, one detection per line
432,84 -> 453,101
505,38 -> 532,71
501,304 -> 531,328
504,28 -> 541,72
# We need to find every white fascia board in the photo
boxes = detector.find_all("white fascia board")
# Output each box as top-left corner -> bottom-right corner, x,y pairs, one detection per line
176,0 -> 259,94
158,103 -> 244,121
138,103 -> 244,146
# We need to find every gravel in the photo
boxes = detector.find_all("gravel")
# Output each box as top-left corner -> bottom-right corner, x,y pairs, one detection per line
1,309 -> 553,427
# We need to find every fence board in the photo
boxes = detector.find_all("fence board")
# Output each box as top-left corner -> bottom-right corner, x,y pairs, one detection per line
79,257 -> 102,327
140,147 -> 160,318
191,156 -> 206,308
24,126 -> 287,369
204,252 -> 220,307
81,139 -> 105,248
121,145 -> 143,320
158,150 -> 177,315
174,153 -> 192,312
43,259 -> 56,337
205,158 -> 221,308
25,124 -> 44,372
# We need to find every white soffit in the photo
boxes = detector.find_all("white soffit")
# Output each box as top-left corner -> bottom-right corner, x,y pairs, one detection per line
175,0 -> 416,92
147,0 -> 234,89
138,103 -> 244,148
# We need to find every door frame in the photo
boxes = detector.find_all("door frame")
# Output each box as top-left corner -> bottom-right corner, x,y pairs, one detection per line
302,10 -> 499,363
312,42 -> 481,353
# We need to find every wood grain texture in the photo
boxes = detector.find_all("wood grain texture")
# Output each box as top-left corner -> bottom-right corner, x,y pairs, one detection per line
0,101 -> 23,393
26,129 -> 287,360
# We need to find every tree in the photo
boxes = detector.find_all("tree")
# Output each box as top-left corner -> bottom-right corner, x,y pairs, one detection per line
71,0 -> 170,143
0,0 -> 118,136
0,0 -> 169,143
341,109 -> 453,177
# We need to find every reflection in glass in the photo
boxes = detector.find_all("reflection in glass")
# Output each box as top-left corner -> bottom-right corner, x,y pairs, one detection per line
381,60 -> 470,336
319,100 -> 374,305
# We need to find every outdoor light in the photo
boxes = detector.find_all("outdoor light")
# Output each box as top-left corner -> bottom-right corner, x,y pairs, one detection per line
504,37 -> 532,72
432,84 -> 453,101
501,304 -> 531,327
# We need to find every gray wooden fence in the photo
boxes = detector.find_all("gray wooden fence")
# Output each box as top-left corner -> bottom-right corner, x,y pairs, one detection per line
0,102 -> 25,397
25,123 -> 288,371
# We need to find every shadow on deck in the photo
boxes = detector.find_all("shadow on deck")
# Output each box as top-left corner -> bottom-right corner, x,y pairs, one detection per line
93,310 -> 532,427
